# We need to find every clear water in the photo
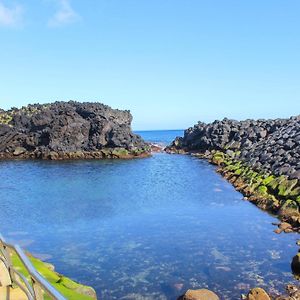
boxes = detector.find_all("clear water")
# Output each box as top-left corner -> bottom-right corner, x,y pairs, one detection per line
0,130 -> 298,299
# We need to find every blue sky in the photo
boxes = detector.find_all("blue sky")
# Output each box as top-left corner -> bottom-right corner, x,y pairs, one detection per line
0,0 -> 300,130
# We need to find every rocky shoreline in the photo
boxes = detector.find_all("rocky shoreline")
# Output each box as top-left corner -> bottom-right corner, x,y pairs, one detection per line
0,147 -> 150,160
179,285 -> 300,300
0,101 -> 150,160
166,116 -> 300,300
166,116 -> 300,230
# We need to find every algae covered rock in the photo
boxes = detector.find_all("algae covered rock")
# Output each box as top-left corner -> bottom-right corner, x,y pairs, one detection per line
11,251 -> 97,299
257,185 -> 268,195
211,151 -> 225,165
279,200 -> 299,214
278,178 -> 298,198
57,276 -> 97,299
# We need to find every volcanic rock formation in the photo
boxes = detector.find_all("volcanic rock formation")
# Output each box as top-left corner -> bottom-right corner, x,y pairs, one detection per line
0,101 -> 149,160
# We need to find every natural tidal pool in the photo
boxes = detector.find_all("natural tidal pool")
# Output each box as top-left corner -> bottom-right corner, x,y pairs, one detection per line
0,131 -> 299,299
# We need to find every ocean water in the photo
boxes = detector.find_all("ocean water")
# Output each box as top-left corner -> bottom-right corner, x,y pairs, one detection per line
0,130 -> 298,299
135,130 -> 184,146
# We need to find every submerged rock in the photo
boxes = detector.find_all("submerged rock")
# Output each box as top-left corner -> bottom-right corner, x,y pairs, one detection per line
275,222 -> 293,234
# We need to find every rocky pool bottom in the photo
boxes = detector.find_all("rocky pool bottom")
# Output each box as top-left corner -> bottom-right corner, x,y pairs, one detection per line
0,149 -> 300,299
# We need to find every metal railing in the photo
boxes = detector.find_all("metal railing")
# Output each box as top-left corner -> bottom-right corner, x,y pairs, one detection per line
0,234 -> 66,300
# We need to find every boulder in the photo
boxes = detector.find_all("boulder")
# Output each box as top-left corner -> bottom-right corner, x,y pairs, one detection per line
279,222 -> 292,231
13,147 -> 26,156
291,253 -> 300,274
246,288 -> 271,300
48,151 -> 59,160
279,200 -> 299,215
291,171 -> 300,180
182,289 -> 219,300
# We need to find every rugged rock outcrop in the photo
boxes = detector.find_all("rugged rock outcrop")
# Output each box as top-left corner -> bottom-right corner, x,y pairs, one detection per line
167,116 -> 300,228
168,116 -> 300,179
0,101 -> 149,160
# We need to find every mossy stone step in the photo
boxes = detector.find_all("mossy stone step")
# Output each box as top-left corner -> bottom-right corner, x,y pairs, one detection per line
11,252 -> 97,300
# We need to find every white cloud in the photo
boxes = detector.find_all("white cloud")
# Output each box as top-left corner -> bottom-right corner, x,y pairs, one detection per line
48,0 -> 80,27
0,2 -> 23,27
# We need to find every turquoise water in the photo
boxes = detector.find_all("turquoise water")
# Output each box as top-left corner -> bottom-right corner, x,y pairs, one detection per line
0,130 -> 298,299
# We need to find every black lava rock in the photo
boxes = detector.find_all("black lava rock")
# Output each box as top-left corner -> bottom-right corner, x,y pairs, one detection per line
169,116 -> 300,180
0,101 -> 147,158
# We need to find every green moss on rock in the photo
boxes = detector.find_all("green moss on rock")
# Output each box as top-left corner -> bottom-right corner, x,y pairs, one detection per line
112,148 -> 129,157
267,176 -> 286,192
278,178 -> 298,197
257,185 -> 268,195
262,175 -> 275,186
288,186 -> 300,198
132,148 -> 147,156
280,199 -> 299,212
11,252 -> 97,300
210,150 -> 300,225
234,168 -> 243,175
212,151 -> 225,165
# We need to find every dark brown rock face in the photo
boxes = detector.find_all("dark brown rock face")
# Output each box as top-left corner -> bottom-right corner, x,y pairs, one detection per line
0,101 -> 148,159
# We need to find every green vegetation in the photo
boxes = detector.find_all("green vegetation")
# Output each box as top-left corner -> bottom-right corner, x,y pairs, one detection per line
132,147 -> 149,156
112,148 -> 129,157
11,251 -> 96,300
211,150 -> 300,217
